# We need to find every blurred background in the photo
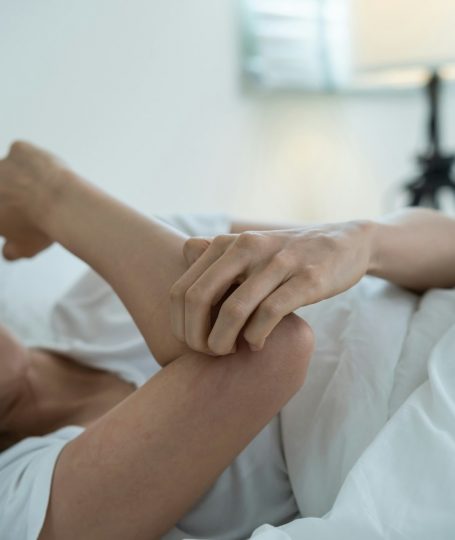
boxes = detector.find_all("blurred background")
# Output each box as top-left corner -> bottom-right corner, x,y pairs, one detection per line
1,0 -> 455,225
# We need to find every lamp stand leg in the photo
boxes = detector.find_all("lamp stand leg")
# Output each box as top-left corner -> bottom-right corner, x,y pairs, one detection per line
405,70 -> 455,209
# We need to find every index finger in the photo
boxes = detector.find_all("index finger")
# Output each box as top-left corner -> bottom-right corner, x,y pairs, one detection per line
184,248 -> 250,353
169,235 -> 234,347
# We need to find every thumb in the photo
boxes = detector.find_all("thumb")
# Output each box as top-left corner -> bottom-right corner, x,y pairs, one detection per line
183,237 -> 211,266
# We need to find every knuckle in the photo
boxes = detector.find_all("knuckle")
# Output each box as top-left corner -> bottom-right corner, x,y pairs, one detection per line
302,265 -> 321,286
185,285 -> 205,306
260,300 -> 281,319
317,231 -> 338,250
221,298 -> 248,320
236,232 -> 263,250
271,251 -> 293,270
213,234 -> 232,249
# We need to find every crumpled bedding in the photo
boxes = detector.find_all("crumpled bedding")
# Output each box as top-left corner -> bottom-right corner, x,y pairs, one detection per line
3,223 -> 455,539
250,281 -> 455,539
0,241 -> 85,343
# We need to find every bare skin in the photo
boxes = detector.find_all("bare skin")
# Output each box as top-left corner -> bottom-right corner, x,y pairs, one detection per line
172,210 -> 455,355
0,328 -> 135,451
3,140 -> 453,537
0,141 -> 314,540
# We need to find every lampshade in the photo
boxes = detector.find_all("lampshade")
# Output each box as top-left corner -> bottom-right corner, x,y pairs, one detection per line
353,0 -> 455,71
351,0 -> 455,90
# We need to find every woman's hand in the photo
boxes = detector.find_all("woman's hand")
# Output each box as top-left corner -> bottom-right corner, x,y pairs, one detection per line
0,141 -> 64,260
170,221 -> 375,355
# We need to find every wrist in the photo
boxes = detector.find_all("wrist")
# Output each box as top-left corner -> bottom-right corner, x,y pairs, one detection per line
363,219 -> 383,276
35,167 -> 79,237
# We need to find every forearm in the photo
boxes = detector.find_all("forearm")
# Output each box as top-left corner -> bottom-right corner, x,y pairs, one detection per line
368,208 -> 455,291
43,317 -> 313,540
9,148 -> 315,540
41,171 -> 191,365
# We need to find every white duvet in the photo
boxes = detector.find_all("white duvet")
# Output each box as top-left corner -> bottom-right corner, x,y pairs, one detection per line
251,280 -> 455,539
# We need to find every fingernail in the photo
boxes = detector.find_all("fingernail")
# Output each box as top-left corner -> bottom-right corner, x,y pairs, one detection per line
249,343 -> 261,352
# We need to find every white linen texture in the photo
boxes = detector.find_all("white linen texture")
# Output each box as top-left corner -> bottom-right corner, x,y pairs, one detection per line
248,284 -> 455,539
2,213 -> 455,539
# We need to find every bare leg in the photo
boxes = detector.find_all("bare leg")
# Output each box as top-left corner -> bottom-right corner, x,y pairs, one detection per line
1,143 -> 314,540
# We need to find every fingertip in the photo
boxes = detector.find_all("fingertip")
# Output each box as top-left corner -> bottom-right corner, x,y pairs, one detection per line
244,329 -> 265,352
184,237 -> 211,266
248,342 -> 262,352
207,336 -> 233,357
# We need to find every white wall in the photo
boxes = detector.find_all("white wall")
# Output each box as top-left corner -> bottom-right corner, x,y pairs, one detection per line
1,0 -> 455,223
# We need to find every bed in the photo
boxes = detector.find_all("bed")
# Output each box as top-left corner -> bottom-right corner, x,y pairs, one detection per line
0,241 -> 85,344
3,235 -> 455,540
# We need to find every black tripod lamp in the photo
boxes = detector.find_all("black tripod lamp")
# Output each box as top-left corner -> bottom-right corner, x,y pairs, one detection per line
405,70 -> 455,208
351,0 -> 455,209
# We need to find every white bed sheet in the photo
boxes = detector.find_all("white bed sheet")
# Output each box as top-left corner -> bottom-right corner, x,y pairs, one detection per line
3,232 -> 455,539
250,284 -> 455,539
0,240 -> 85,343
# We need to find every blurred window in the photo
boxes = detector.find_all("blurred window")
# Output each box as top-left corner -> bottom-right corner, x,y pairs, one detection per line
242,0 -> 351,91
